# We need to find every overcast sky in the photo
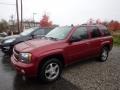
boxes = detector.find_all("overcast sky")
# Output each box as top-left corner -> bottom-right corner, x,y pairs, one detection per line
0,0 -> 120,25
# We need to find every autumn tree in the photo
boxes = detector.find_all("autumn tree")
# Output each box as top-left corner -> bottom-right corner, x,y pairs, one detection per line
40,14 -> 52,28
108,20 -> 120,31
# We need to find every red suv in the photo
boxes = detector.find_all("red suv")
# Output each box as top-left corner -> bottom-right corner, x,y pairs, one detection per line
11,24 -> 113,82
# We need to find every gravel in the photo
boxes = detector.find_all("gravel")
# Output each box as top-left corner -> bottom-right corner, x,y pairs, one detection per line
62,47 -> 120,90
0,47 -> 120,90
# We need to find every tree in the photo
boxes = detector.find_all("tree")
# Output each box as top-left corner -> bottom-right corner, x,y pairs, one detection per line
108,20 -> 120,31
0,19 -> 9,33
39,14 -> 52,28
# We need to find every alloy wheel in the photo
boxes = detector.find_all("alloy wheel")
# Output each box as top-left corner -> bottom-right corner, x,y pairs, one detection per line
45,63 -> 60,80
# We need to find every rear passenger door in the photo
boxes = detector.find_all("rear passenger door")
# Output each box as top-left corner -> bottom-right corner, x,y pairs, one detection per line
88,26 -> 102,57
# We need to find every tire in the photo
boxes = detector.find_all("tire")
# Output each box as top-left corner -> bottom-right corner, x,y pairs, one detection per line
38,58 -> 62,83
99,47 -> 109,62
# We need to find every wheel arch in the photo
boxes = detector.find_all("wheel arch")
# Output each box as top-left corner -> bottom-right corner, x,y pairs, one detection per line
37,53 -> 65,74
102,43 -> 111,51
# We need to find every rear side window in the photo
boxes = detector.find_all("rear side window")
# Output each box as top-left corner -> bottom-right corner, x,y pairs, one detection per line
90,27 -> 101,38
101,29 -> 111,36
72,27 -> 88,40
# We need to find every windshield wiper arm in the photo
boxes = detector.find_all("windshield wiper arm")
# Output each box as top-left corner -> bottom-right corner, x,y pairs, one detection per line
45,37 -> 58,40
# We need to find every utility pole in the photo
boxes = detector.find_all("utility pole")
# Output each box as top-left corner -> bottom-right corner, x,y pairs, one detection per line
33,13 -> 37,27
16,0 -> 20,33
10,15 -> 14,32
21,0 -> 23,32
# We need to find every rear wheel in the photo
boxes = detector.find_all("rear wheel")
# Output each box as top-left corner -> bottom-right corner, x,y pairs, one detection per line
99,47 -> 109,62
38,58 -> 62,83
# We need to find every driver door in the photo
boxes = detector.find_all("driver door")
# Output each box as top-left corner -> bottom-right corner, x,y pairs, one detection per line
65,27 -> 91,64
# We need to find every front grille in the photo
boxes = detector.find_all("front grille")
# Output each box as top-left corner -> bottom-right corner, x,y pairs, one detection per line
13,48 -> 19,60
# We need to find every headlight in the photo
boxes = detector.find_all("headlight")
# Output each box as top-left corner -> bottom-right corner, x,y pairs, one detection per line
4,38 -> 15,43
19,53 -> 32,63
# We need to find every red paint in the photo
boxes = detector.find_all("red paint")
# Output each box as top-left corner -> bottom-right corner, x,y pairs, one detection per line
11,25 -> 113,77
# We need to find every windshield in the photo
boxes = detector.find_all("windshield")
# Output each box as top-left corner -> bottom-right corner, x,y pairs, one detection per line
45,26 -> 72,40
20,27 -> 38,36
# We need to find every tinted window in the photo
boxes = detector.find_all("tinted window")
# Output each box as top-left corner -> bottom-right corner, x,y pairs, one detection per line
44,28 -> 52,34
90,27 -> 101,38
33,29 -> 45,35
20,28 -> 36,36
102,29 -> 111,36
72,27 -> 88,41
33,28 -> 51,35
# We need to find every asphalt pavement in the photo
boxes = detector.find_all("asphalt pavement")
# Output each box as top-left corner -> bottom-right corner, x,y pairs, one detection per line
0,47 -> 120,90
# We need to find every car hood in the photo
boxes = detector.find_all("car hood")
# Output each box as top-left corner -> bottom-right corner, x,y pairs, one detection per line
15,39 -> 58,52
3,35 -> 20,40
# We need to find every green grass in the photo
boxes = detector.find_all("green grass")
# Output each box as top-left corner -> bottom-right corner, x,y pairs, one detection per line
113,35 -> 120,46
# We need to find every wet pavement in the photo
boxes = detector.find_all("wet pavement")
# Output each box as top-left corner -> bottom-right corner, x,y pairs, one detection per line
0,47 -> 120,90
0,52 -> 79,90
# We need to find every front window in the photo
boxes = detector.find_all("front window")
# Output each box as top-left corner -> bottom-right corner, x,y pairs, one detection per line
72,27 -> 88,41
45,26 -> 72,40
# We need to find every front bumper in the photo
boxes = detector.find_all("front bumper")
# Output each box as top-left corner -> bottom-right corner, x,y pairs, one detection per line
11,55 -> 37,77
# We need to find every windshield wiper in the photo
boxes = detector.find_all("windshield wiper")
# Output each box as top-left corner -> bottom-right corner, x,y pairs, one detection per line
48,37 -> 58,40
42,36 -> 58,41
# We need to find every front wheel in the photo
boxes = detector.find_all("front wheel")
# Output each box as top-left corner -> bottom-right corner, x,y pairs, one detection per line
99,47 -> 109,62
38,58 -> 62,83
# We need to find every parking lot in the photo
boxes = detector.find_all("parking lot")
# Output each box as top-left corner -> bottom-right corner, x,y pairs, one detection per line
0,47 -> 120,90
